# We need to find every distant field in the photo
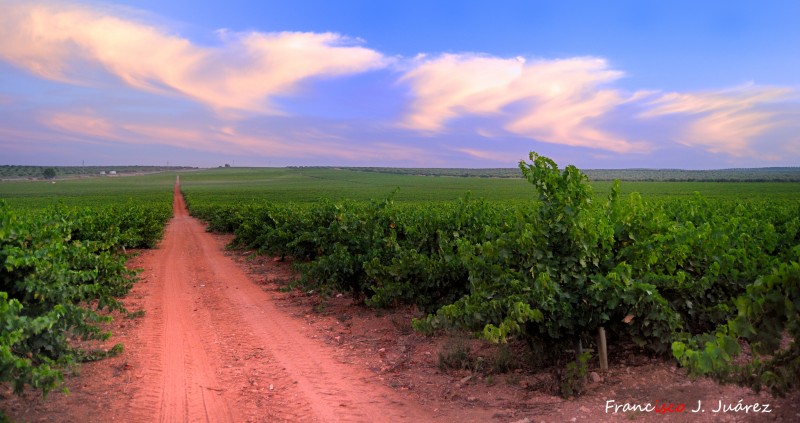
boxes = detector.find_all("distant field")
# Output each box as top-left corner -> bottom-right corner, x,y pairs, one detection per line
179,167 -> 800,203
342,166 -> 800,182
0,165 -> 197,180
2,167 -> 799,209
179,167 -> 532,203
0,171 -> 177,209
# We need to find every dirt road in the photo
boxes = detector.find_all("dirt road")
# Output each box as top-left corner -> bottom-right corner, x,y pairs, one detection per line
120,179 -> 437,422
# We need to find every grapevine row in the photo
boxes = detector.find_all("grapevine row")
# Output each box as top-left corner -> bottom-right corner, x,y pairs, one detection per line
1,201 -> 171,396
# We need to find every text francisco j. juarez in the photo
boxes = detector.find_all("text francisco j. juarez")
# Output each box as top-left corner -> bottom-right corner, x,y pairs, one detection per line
605,399 -> 771,415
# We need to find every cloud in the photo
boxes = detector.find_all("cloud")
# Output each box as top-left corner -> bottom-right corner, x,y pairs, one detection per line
42,110 -> 274,153
47,111 -> 120,140
399,53 -> 797,161
0,1 -> 387,113
36,108 -> 436,165
641,84 -> 798,157
399,54 -> 526,131
399,54 -> 650,153
455,148 -> 522,163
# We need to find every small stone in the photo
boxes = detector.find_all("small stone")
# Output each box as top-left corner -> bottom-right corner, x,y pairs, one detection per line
510,418 -> 531,423
467,396 -> 477,402
590,372 -> 602,383
579,406 -> 590,413
269,384 -> 274,391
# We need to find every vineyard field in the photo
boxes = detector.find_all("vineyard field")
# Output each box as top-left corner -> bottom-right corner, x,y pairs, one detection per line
177,166 -> 800,204
179,156 -> 800,397
0,171 -> 178,209
5,166 -> 794,209
2,160 -> 799,403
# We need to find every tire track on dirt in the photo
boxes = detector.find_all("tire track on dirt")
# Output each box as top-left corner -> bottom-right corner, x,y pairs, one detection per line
120,178 -> 436,422
125,181 -> 237,422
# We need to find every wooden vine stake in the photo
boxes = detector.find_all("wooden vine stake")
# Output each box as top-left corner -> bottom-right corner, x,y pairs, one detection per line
598,326 -> 609,372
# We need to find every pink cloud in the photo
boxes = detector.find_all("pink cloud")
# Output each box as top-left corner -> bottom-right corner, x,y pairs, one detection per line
37,108 -> 434,165
399,54 -> 525,131
454,148 -> 524,164
43,111 -> 243,152
0,1 -> 387,114
642,85 -> 796,157
47,111 -> 120,140
399,54 -> 650,153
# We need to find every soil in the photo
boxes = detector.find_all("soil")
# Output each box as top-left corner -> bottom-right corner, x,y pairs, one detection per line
2,181 -> 798,422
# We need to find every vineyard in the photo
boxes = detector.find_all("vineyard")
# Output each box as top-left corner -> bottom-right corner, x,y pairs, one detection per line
1,155 -> 799,416
1,175 -> 173,398
182,153 -> 800,397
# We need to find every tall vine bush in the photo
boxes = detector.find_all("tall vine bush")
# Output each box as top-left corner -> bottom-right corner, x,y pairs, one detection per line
415,152 -> 683,357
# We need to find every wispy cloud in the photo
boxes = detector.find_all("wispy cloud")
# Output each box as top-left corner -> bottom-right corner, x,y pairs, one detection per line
0,1 -> 387,114
642,84 -> 799,157
455,148 -> 522,163
43,110 -> 279,154
399,54 -> 650,153
47,111 -> 120,140
398,54 -> 526,132
35,107 -> 436,165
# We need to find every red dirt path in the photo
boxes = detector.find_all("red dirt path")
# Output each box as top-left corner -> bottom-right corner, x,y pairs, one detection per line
117,180 -> 451,421
3,178 -> 800,422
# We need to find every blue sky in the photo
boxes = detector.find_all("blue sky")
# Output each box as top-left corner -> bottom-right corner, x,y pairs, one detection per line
1,0 -> 799,168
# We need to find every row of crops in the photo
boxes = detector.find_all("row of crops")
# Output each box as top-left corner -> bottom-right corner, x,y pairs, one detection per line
0,200 -> 172,395
184,153 -> 800,396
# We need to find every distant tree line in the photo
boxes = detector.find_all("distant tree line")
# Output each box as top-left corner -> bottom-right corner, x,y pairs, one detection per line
0,165 -> 197,180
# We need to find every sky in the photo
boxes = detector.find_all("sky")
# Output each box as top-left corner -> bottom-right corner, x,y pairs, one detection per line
1,0 -> 799,169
